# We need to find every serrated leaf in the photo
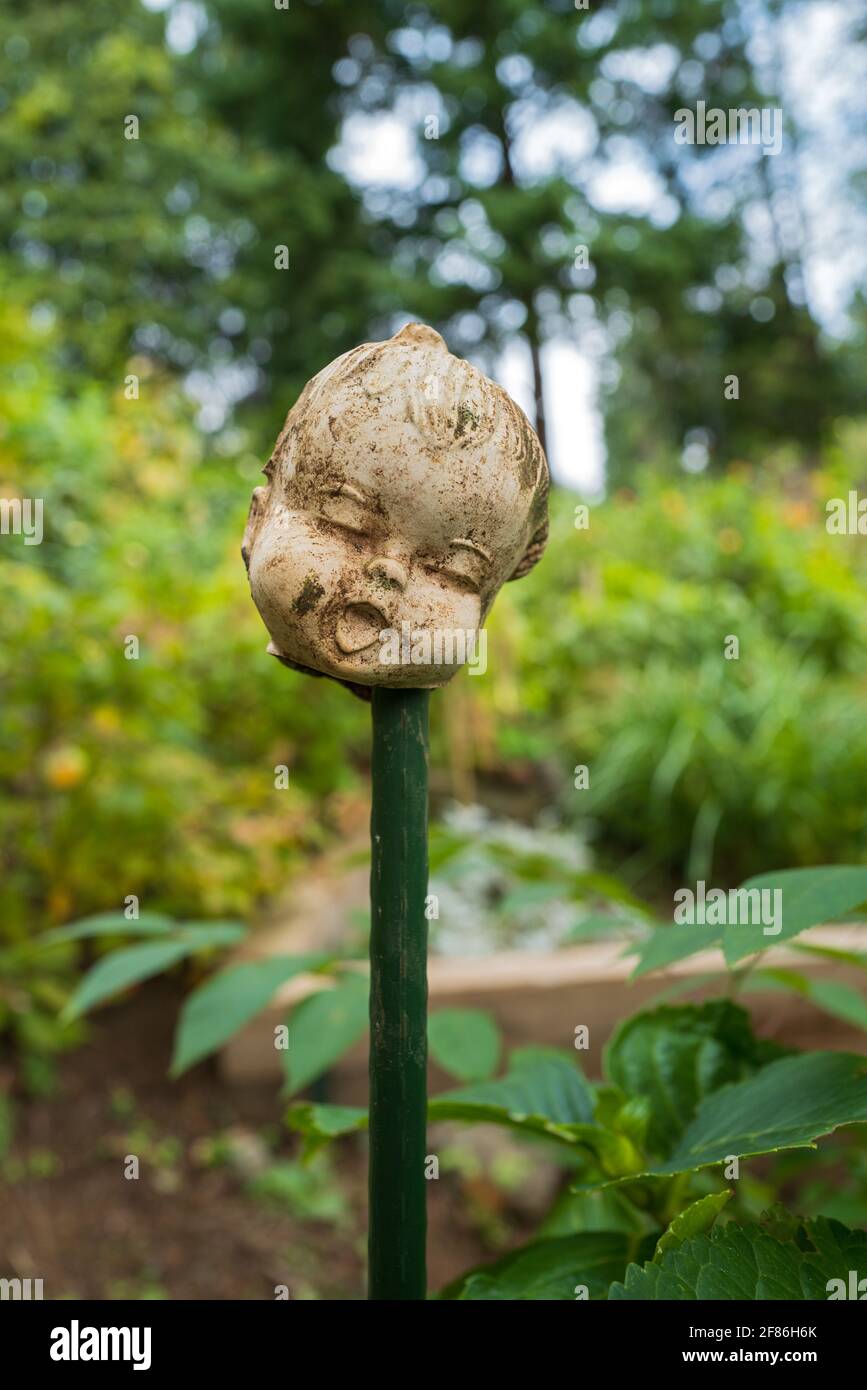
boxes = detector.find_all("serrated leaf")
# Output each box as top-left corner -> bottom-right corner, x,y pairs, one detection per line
171,954 -> 331,1076
283,972 -> 369,1095
64,940 -> 193,1018
604,1051 -> 867,1182
801,1214 -> 867,1293
429,1048 -> 595,1148
610,1217 -> 867,1300
441,1232 -> 645,1301
723,866 -> 867,965
428,1008 -> 501,1082
654,1191 -> 732,1261
604,1001 -> 780,1154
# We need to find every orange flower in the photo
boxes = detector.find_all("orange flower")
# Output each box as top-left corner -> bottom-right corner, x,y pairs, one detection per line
43,745 -> 89,790
782,500 -> 813,529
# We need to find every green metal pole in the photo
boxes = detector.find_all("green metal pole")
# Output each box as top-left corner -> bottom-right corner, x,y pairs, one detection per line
368,686 -> 430,1301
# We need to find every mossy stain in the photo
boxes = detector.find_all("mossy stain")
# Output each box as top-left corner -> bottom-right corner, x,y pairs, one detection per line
293,574 -> 325,615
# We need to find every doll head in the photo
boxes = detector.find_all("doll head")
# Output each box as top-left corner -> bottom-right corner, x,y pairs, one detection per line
242,323 -> 548,692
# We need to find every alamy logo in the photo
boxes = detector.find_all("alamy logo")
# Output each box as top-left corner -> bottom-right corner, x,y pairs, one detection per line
0,1277 -> 43,1299
674,102 -> 783,156
826,1271 -> 867,1299
50,1320 -> 152,1371
826,492 -> 867,534
0,497 -> 43,544
674,881 -> 782,936
378,623 -> 487,676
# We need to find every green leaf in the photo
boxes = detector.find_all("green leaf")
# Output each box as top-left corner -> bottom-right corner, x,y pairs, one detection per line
806,980 -> 867,1031
428,1008 -> 501,1082
173,921 -> 247,949
283,972 -> 369,1095
429,1047 -> 595,1147
538,1186 -> 652,1238
610,1217 -> 867,1300
604,1002 -> 781,1154
627,924 -> 723,978
608,1051 -> 867,1182
564,914 -> 639,943
171,954 -> 331,1077
563,1124 -> 646,1177
40,913 -> 175,945
793,941 -> 867,971
723,866 -> 867,965
284,1106 -> 366,1162
653,1191 -> 732,1261
284,1102 -> 368,1159
441,1232 -> 644,1301
497,882 -> 563,913
749,969 -> 867,1032
286,1102 -> 368,1141
64,940 -> 193,1018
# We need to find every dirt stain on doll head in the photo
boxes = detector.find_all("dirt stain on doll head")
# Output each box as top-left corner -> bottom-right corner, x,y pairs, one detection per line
292,574 -> 325,616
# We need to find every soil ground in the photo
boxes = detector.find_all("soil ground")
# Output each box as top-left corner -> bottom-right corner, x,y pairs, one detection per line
0,979 -> 537,1300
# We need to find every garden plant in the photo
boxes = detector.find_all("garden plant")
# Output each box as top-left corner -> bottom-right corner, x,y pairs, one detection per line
60,861 -> 867,1300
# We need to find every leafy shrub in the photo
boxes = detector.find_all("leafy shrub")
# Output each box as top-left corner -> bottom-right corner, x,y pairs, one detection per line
470,434 -> 867,883
0,299 -> 367,943
63,864 -> 867,1299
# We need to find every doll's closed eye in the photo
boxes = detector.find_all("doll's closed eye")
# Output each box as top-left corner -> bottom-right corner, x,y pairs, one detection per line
317,484 -> 378,538
433,540 -> 490,593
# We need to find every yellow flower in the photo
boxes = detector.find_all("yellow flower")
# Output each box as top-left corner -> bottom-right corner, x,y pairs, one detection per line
91,705 -> 122,734
43,745 -> 89,790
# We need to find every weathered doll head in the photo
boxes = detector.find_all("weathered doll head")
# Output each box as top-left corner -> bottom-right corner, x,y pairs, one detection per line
242,323 -> 548,693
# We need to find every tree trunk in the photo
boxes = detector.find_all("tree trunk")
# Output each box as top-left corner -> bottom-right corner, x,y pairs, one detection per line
528,332 -> 548,459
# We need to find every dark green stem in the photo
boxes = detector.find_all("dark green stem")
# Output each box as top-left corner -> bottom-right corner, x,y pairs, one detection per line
368,687 -> 430,1300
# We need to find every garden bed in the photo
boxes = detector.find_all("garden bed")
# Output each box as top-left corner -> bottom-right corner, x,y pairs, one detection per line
219,894 -> 867,1097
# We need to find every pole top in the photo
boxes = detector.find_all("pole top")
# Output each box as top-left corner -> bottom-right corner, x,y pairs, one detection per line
243,322 -> 548,695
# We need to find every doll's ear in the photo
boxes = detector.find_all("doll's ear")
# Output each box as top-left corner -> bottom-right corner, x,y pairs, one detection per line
509,516 -> 548,581
507,412 -> 549,582
241,484 -> 269,573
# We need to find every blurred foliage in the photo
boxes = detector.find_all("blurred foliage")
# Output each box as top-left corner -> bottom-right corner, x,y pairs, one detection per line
1,0 -> 863,471
337,0 -> 863,471
285,989 -> 867,1298
0,938 -> 84,1096
5,276 -> 867,940
472,430 -> 867,886
2,1 -> 867,1089
428,809 -> 648,953
2,0 -> 867,1303
0,0 -> 396,416
0,294 -> 367,944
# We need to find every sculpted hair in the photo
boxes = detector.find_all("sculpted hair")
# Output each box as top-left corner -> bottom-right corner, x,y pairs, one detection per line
263,324 -> 549,580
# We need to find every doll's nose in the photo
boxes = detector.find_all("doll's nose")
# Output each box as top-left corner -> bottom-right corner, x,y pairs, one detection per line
366,556 -> 408,591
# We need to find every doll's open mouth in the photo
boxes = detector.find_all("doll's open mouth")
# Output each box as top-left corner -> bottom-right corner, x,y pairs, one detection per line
335,602 -> 389,654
